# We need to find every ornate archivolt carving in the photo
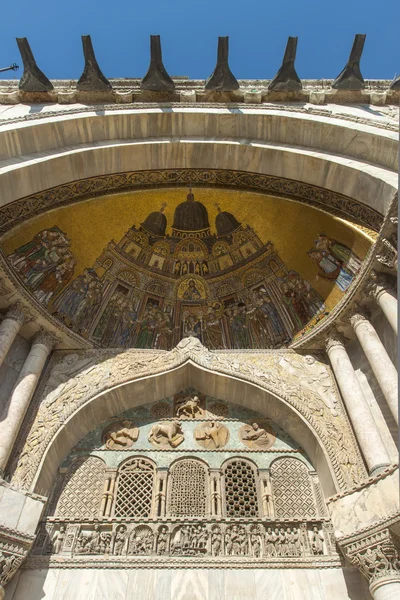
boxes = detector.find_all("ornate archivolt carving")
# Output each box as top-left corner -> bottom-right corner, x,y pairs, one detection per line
10,338 -> 367,492
0,525 -> 35,589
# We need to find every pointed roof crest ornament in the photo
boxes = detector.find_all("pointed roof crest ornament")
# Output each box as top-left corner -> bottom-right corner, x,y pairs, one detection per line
268,36 -> 302,92
16,37 -> 53,92
205,36 -> 239,91
141,35 -> 175,92
332,34 -> 366,90
77,35 -> 112,92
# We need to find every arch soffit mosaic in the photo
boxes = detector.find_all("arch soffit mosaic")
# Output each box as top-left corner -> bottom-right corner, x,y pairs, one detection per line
11,339 -> 367,499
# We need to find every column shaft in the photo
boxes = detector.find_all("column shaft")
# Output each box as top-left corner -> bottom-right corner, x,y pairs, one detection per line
326,333 -> 390,474
0,304 -> 30,368
0,331 -> 54,471
350,314 -> 398,424
370,580 -> 400,599
377,290 -> 398,335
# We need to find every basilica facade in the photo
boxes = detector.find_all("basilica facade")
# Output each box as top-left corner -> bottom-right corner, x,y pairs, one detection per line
0,35 -> 398,600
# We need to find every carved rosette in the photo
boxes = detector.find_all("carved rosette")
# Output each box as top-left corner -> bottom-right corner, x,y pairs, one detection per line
339,523 -> 400,591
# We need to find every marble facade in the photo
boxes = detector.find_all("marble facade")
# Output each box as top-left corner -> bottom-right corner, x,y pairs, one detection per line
0,76 -> 398,599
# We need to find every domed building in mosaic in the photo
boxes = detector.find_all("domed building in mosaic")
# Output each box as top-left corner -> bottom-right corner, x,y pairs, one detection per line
0,34 -> 398,600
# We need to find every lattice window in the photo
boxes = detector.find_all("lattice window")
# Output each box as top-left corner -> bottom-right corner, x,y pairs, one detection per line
114,458 -> 155,518
168,459 -> 208,517
223,459 -> 259,517
271,458 -> 317,519
55,457 -> 105,518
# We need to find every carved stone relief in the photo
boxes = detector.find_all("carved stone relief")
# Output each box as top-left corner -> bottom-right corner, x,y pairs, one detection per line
194,422 -> 229,449
102,420 -> 139,449
148,421 -> 184,449
239,422 -> 276,450
9,339 -> 367,492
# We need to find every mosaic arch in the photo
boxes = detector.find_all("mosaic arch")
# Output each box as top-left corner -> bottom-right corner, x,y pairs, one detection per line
1,187 -> 373,350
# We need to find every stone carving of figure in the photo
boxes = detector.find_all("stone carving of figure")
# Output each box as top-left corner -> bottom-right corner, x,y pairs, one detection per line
99,532 -> 111,554
148,421 -> 184,448
250,529 -> 262,558
113,525 -> 127,556
239,422 -> 274,450
52,525 -> 66,554
265,527 -> 277,557
195,421 -> 229,449
88,525 -> 101,554
102,420 -> 139,449
176,395 -> 203,418
211,526 -> 222,556
278,355 -> 339,416
310,526 -> 324,555
156,526 -> 168,555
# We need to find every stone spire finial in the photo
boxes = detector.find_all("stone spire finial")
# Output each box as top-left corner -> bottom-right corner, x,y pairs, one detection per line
205,37 -> 239,91
16,37 -> 53,92
77,35 -> 112,92
141,35 -> 175,92
268,36 -> 302,92
332,34 -> 366,90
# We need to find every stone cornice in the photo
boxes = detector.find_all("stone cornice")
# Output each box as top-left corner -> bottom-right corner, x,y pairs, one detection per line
326,464 -> 399,504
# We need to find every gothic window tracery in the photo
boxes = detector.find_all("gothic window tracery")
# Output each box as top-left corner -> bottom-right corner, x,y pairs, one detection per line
270,457 -> 317,519
114,458 -> 155,518
168,459 -> 209,517
223,459 -> 259,517
53,456 -> 105,519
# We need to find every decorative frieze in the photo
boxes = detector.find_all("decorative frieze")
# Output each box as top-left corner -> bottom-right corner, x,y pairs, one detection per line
29,517 -> 339,569
0,524 -> 35,588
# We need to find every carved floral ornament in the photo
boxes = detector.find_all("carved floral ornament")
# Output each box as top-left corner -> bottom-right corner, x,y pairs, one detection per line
10,338 -> 367,492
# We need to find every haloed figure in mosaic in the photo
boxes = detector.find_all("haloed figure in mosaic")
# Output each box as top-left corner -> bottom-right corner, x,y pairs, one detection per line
308,233 -> 362,292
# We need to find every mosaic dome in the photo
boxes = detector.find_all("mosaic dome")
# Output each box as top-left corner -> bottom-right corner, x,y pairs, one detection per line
172,191 -> 210,232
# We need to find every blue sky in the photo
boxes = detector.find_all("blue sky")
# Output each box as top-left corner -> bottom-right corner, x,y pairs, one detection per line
1,0 -> 399,81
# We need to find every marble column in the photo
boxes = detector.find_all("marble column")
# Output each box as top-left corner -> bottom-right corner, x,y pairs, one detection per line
368,275 -> 398,335
349,309 -> 398,424
325,330 -> 390,475
210,469 -> 222,517
0,329 -> 56,471
259,469 -> 274,518
0,303 -> 31,368
369,577 -> 400,599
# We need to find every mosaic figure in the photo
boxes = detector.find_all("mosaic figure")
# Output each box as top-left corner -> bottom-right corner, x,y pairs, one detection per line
308,234 -> 362,292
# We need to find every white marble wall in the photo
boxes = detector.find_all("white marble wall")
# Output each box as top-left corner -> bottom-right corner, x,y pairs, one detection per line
0,333 -> 30,416
347,308 -> 398,462
5,567 -> 372,600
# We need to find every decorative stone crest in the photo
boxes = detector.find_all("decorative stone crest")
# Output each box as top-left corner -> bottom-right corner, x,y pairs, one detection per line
148,421 -> 184,449
194,422 -> 229,450
102,420 -> 139,449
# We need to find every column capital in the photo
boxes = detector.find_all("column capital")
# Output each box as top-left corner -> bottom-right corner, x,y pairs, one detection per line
32,328 -> 60,350
366,272 -> 397,299
339,524 -> 400,588
5,302 -> 34,327
325,329 -> 346,353
348,304 -> 371,330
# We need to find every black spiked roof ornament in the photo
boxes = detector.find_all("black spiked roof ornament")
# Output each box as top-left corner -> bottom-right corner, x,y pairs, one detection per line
77,35 -> 112,92
332,34 -> 366,90
205,36 -> 239,91
16,37 -> 53,92
141,35 -> 175,92
268,36 -> 302,92
389,74 -> 400,90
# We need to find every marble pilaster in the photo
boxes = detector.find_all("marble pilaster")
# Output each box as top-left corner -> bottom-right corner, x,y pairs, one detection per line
0,304 -> 31,369
0,330 -> 56,472
325,330 -> 390,475
349,310 -> 398,424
